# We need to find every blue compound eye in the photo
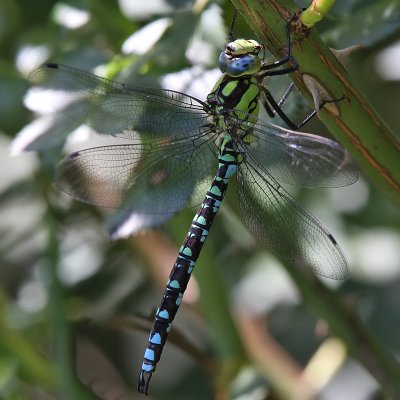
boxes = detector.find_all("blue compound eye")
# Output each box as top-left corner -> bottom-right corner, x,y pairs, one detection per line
219,52 -> 228,73
226,54 -> 261,77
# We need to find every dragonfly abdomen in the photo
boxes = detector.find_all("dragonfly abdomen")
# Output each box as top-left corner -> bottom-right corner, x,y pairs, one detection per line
138,137 -> 238,394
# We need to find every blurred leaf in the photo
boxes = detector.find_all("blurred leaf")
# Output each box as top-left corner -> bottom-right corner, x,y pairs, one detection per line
326,1 -> 400,46
118,0 -> 195,20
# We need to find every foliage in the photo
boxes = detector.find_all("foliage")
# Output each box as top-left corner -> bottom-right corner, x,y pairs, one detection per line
0,0 -> 400,399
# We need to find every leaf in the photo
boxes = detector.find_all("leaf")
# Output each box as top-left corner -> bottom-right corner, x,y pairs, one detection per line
322,0 -> 400,47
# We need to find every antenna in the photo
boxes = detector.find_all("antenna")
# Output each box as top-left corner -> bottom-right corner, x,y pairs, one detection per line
229,10 -> 238,41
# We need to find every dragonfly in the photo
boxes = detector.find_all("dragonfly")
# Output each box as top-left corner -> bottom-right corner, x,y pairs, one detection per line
26,14 -> 358,395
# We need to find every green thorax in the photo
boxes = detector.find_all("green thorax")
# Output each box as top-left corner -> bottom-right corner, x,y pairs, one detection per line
206,74 -> 260,120
205,74 -> 260,149
206,37 -> 264,137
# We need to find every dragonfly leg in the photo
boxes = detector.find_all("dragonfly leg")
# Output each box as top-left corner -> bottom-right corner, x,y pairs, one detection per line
258,14 -> 346,130
262,93 -> 276,118
264,82 -> 295,118
261,86 -> 300,130
296,109 -> 317,130
259,14 -> 299,78
262,86 -> 346,130
261,82 -> 311,127
277,82 -> 295,108
295,96 -> 346,130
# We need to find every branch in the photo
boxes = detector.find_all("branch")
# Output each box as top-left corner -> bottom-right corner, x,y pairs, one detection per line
231,0 -> 400,207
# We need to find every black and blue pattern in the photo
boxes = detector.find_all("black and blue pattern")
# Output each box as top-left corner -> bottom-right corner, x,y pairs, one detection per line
139,137 -> 238,390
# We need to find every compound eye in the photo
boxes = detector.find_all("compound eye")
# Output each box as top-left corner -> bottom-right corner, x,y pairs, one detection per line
226,54 -> 261,77
219,52 -> 228,72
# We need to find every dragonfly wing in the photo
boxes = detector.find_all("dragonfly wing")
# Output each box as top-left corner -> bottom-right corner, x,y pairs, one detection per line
237,160 -> 349,279
28,63 -> 208,145
235,117 -> 358,188
56,137 -> 218,213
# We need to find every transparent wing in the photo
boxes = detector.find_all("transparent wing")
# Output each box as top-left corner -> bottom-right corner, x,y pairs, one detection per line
29,63 -> 220,213
56,135 -> 219,213
28,63 -> 208,142
237,159 -> 349,279
229,114 -> 358,188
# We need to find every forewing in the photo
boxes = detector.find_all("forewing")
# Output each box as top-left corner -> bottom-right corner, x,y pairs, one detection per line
232,116 -> 358,188
27,63 -> 208,145
237,160 -> 349,279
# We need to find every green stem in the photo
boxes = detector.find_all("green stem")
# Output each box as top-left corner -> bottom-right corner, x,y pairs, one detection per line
231,0 -> 400,207
195,235 -> 248,390
285,267 -> 400,399
300,0 -> 336,28
40,168 -> 95,400
0,291 -> 57,389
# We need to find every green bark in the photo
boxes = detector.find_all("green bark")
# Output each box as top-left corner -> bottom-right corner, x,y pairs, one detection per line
300,0 -> 337,28
231,0 -> 400,207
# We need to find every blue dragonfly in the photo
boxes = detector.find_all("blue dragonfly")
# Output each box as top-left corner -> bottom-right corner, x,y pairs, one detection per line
26,15 -> 358,395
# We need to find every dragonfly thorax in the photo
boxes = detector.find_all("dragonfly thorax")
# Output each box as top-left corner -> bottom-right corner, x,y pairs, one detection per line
219,39 -> 262,77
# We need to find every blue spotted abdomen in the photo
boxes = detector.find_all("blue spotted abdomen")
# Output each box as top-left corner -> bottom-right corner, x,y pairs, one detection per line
139,137 -> 238,383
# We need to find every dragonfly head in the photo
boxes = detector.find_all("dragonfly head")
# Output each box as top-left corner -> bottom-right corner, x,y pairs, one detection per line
219,39 -> 262,77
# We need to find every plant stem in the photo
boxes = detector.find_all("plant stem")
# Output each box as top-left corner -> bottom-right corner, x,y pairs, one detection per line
231,0 -> 400,207
300,0 -> 337,28
40,167 -> 96,400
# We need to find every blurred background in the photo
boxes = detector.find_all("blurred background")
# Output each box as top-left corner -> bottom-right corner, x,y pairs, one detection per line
0,0 -> 399,399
